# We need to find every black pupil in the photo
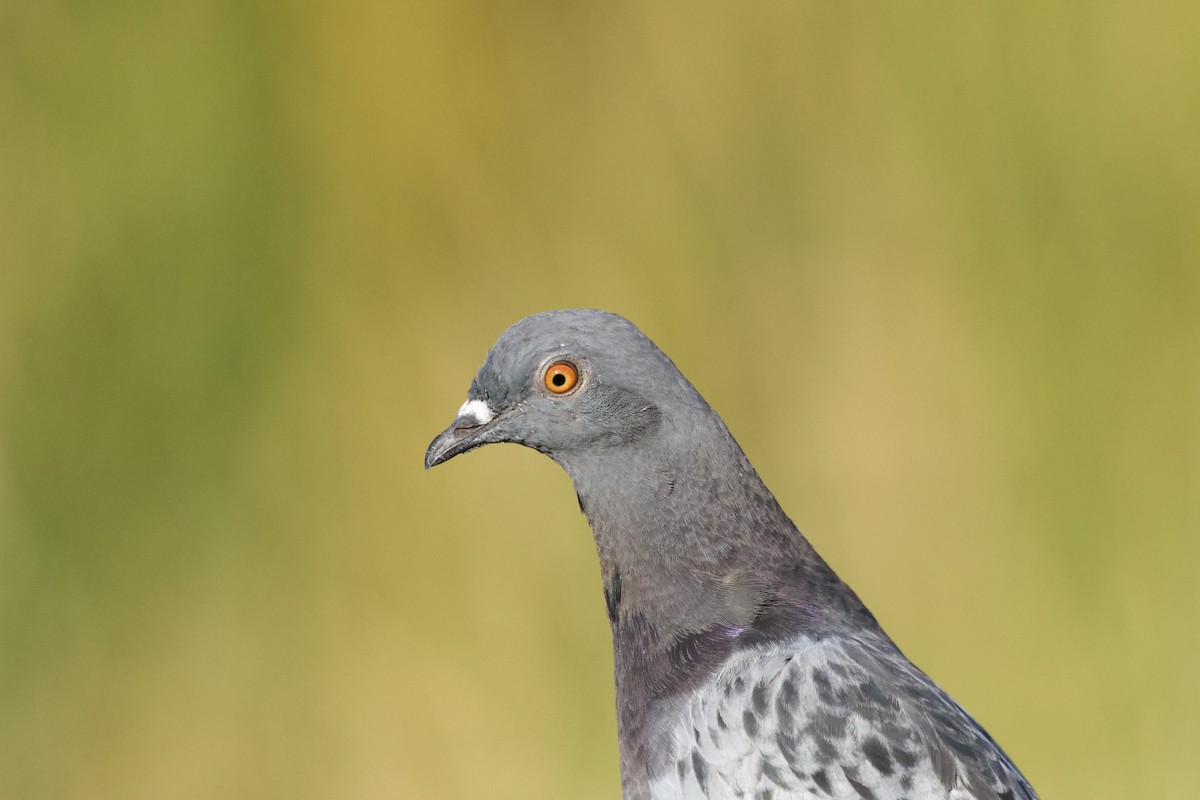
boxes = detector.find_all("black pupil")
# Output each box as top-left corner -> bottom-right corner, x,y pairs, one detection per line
552,372 -> 566,386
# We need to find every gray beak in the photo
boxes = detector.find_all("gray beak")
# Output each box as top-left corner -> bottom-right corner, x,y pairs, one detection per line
424,401 -> 501,469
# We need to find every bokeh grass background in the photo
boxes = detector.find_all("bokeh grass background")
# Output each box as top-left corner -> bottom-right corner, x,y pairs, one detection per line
2,3 -> 1198,798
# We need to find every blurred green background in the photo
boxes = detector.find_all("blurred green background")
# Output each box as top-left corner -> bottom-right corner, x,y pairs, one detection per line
2,2 -> 1197,798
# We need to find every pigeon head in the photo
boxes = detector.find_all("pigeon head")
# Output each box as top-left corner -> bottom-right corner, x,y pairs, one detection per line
425,309 -> 709,472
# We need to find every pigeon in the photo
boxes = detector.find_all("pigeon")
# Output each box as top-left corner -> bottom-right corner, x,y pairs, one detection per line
425,309 -> 1038,800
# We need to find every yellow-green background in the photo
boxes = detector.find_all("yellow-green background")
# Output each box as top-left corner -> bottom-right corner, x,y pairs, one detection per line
2,3 -> 1197,798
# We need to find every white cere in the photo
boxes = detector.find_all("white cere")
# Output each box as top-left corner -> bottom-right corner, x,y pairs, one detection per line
456,399 -> 494,425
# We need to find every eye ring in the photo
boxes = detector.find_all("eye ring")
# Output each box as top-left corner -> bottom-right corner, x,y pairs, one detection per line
543,361 -> 579,395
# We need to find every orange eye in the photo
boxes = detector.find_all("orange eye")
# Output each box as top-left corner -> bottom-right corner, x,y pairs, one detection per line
544,361 -> 579,394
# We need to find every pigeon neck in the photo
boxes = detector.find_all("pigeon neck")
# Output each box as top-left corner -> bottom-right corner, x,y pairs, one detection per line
561,420 -> 876,790
561,417 -> 820,636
